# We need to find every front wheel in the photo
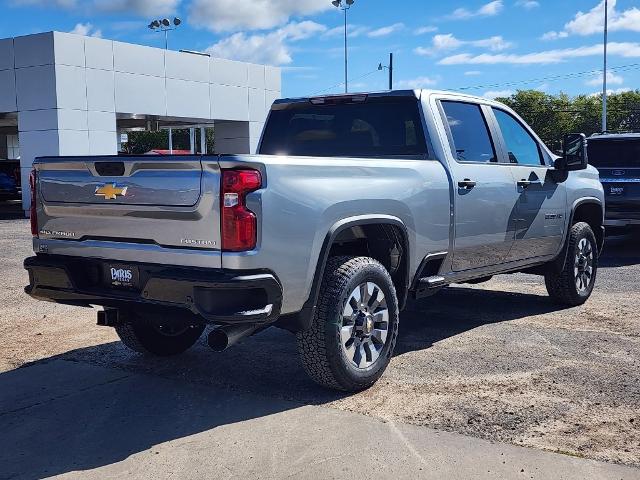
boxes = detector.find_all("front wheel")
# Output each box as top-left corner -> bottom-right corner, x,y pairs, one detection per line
115,310 -> 205,356
296,256 -> 400,392
545,222 -> 598,306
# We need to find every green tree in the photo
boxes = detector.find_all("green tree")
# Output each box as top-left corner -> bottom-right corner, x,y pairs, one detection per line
121,128 -> 215,154
496,90 -> 573,152
495,89 -> 640,150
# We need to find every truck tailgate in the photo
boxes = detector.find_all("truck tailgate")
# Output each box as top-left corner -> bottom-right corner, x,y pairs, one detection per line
34,156 -> 222,256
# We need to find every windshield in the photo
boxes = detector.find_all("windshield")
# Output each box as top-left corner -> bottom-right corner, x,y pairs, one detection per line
259,98 -> 428,158
588,138 -> 640,168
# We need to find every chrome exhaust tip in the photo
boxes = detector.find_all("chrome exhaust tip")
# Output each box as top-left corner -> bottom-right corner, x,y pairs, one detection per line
207,324 -> 260,352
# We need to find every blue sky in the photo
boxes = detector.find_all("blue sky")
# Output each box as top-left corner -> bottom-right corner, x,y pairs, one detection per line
1,0 -> 639,99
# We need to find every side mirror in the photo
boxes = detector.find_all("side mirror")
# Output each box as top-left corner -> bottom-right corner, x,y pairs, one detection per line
555,133 -> 588,172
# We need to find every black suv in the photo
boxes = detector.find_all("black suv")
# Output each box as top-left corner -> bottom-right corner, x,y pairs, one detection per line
588,133 -> 640,230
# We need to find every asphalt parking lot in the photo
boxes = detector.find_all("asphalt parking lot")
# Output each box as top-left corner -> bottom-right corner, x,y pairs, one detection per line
1,202 -> 639,478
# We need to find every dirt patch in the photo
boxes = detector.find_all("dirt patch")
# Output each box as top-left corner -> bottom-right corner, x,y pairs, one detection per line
1,219 -> 639,467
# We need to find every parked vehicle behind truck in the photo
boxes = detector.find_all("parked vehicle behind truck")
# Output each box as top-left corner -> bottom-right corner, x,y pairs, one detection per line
24,90 -> 604,391
587,133 -> 640,232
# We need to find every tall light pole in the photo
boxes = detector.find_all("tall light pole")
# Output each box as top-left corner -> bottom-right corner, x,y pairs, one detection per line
148,17 -> 182,50
602,0 -> 609,133
332,0 -> 355,93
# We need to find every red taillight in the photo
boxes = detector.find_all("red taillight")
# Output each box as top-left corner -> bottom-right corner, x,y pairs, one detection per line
29,168 -> 38,237
221,169 -> 261,252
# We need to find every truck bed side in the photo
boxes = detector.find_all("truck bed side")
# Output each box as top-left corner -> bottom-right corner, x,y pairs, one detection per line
218,154 -> 451,314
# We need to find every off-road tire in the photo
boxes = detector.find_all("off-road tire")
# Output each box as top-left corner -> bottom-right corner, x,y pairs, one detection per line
115,311 -> 205,356
296,256 -> 400,392
545,221 -> 598,306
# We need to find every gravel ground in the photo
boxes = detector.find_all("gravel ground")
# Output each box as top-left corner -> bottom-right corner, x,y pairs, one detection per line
1,204 -> 639,467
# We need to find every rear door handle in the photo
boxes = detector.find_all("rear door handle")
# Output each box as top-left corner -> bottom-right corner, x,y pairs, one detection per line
517,179 -> 541,188
458,179 -> 477,190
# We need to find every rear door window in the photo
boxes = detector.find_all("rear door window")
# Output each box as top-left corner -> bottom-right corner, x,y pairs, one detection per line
441,101 -> 497,163
259,98 -> 428,158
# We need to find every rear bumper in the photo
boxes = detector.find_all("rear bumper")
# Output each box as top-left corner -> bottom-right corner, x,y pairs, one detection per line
24,255 -> 282,325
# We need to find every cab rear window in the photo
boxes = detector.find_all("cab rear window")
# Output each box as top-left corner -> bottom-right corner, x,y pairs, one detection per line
259,98 -> 428,158
588,139 -> 640,168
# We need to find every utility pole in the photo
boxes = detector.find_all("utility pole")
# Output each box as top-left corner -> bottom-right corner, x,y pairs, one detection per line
602,0 -> 609,132
378,53 -> 394,90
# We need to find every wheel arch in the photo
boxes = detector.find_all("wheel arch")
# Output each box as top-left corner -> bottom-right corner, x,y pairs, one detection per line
570,198 -> 605,254
275,215 -> 410,333
547,198 -> 604,275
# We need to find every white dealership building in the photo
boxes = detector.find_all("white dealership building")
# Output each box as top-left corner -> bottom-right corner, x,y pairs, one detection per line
0,31 -> 282,213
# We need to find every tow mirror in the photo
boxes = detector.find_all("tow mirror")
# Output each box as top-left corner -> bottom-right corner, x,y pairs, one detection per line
555,133 -> 587,172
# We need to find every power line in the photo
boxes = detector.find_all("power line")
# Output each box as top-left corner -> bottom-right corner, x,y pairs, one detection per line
455,62 -> 640,92
311,69 -> 380,96
309,61 -> 640,99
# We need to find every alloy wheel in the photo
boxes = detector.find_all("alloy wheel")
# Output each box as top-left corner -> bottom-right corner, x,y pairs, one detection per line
340,281 -> 390,369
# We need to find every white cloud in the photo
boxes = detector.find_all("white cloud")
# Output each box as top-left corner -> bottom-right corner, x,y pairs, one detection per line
541,30 -> 569,41
350,82 -> 369,90
564,0 -> 640,35
367,23 -> 404,38
585,71 -> 624,86
69,22 -> 102,38
189,0 -> 330,32
324,24 -> 370,38
483,89 -> 514,99
208,32 -> 292,65
515,0 -> 539,9
438,42 -> 640,65
589,87 -> 632,97
279,20 -> 327,40
544,0 -> 640,40
447,1 -> 503,20
464,70 -> 482,76
11,0 -> 179,15
397,76 -> 439,89
94,0 -> 178,16
415,33 -> 512,56
206,20 -> 325,66
414,26 -> 438,35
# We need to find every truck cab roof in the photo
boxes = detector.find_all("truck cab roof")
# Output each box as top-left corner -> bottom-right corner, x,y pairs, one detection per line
272,89 -> 504,109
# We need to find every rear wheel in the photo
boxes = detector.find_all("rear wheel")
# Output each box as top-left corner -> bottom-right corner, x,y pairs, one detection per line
545,222 -> 598,306
296,256 -> 399,392
115,310 -> 205,356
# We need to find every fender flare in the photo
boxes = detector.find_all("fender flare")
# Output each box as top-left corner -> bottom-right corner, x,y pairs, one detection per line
552,197 -> 604,273
276,214 -> 410,332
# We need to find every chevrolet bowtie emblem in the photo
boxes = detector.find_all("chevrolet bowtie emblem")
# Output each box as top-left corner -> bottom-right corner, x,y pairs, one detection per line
95,183 -> 128,200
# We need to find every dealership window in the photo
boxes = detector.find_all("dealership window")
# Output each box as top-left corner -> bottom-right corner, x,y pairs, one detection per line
7,135 -> 19,160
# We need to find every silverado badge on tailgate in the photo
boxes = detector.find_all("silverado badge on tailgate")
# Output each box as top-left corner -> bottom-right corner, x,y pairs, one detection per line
95,183 -> 128,200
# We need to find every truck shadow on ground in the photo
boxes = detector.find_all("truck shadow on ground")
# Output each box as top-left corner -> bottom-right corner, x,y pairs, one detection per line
0,285 -> 570,479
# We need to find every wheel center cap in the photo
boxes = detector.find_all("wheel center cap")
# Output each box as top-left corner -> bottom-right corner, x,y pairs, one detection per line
578,255 -> 587,271
363,315 -> 374,335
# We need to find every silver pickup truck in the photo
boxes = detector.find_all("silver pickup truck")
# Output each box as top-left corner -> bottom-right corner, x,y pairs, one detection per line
25,90 -> 604,391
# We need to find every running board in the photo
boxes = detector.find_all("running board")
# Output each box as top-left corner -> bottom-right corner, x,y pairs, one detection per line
413,276 -> 447,299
